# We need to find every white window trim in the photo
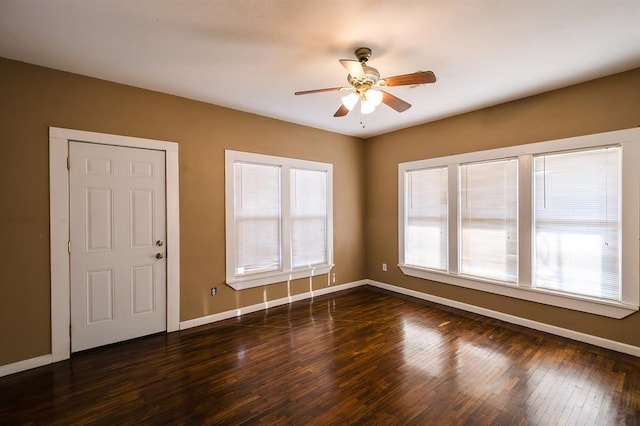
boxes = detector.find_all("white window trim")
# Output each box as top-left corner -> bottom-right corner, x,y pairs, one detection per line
398,127 -> 640,319
225,150 -> 333,290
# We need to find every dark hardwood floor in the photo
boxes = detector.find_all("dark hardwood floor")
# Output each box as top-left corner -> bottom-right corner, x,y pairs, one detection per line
1,286 -> 639,425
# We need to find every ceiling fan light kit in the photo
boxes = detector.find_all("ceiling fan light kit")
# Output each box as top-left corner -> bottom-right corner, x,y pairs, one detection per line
295,47 -> 436,118
341,92 -> 360,110
361,89 -> 384,114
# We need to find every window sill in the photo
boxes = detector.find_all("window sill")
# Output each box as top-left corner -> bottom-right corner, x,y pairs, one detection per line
227,264 -> 333,290
399,265 -> 638,319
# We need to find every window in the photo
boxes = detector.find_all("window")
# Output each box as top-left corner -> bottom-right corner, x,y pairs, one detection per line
226,150 -> 333,290
233,162 -> 281,276
398,128 -> 640,318
534,148 -> 620,300
404,167 -> 448,271
460,159 -> 518,282
291,168 -> 329,268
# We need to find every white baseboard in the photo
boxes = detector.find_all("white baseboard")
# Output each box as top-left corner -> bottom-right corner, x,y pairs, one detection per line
366,279 -> 640,358
0,354 -> 52,378
179,280 -> 367,330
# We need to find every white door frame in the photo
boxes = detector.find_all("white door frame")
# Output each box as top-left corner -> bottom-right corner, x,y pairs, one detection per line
49,127 -> 180,362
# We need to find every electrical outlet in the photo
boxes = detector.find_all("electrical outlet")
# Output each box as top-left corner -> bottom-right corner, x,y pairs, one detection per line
382,263 -> 387,272
332,272 -> 336,283
210,287 -> 217,296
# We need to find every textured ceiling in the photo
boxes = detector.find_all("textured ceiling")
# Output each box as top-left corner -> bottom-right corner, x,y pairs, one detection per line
1,0 -> 639,137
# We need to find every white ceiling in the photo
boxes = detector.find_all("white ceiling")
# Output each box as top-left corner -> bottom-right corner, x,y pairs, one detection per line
1,1 -> 639,138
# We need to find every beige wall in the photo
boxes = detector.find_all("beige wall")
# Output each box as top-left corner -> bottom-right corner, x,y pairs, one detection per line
0,58 -> 366,366
1,56 -> 639,369
365,68 -> 640,347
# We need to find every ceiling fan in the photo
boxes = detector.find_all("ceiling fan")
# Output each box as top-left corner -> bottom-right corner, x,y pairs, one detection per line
295,47 -> 436,117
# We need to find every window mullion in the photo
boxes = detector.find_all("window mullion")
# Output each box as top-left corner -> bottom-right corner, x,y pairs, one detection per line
281,165 -> 292,274
518,154 -> 532,288
448,164 -> 459,275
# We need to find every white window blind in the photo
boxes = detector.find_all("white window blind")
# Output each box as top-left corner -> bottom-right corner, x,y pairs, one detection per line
405,167 -> 448,270
291,168 -> 328,268
233,162 -> 281,275
459,159 -> 518,282
534,147 -> 620,300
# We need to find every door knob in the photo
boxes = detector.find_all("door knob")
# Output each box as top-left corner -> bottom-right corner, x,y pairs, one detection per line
156,253 -> 164,259
156,240 -> 164,247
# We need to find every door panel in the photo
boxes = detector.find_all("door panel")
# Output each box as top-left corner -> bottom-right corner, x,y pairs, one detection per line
130,189 -> 154,248
85,187 -> 113,252
87,269 -> 114,323
70,141 -> 166,352
131,265 -> 155,315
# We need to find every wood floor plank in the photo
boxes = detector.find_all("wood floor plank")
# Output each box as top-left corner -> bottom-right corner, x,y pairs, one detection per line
1,286 -> 639,425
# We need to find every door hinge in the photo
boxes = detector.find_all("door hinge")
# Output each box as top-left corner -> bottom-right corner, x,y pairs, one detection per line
67,156 -> 71,170
69,324 -> 72,337
68,241 -> 72,254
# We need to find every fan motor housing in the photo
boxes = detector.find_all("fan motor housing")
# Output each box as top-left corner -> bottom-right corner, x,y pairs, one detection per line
348,65 -> 380,91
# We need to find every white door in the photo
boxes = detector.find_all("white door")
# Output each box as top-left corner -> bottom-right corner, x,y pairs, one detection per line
69,141 -> 167,352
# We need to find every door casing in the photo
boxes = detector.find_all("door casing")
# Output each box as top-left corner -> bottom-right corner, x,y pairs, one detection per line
49,127 -> 180,362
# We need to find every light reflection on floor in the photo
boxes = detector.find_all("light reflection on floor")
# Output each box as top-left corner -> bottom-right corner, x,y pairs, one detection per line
401,317 -> 618,423
402,319 -> 446,377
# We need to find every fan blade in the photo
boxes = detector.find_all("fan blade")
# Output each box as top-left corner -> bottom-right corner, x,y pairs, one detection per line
339,59 -> 365,78
333,104 -> 350,117
295,87 -> 348,95
381,90 -> 411,112
380,71 -> 436,87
